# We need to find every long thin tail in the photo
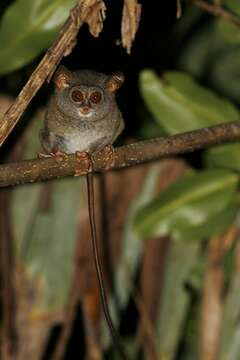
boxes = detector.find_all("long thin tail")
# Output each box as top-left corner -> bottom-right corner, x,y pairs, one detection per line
86,173 -> 128,360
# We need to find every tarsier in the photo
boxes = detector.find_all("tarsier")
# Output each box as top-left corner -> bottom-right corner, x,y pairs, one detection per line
39,66 -> 127,359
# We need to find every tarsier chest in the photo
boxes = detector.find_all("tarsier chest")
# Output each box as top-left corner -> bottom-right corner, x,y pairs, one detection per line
60,123 -> 115,153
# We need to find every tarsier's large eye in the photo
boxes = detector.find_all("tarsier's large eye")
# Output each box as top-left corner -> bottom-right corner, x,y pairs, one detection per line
90,91 -> 102,104
71,89 -> 84,102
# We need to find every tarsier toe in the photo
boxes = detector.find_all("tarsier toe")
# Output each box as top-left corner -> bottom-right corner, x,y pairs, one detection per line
53,151 -> 68,163
101,144 -> 115,170
75,151 -> 93,176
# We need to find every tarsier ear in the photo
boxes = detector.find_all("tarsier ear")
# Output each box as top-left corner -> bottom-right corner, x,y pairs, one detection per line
105,72 -> 125,93
53,66 -> 73,91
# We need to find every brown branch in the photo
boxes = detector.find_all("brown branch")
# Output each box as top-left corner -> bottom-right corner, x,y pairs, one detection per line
191,0 -> 240,27
0,0 -> 103,147
0,121 -> 240,188
200,226 -> 239,360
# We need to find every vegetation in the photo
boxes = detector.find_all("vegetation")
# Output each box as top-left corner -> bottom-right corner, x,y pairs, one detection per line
1,1 -> 240,359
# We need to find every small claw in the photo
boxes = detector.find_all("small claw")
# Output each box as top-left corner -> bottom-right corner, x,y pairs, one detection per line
37,152 -> 52,159
75,151 -> 92,176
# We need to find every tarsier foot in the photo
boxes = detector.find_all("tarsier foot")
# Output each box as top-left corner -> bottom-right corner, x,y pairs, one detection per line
100,144 -> 115,170
75,151 -> 93,176
52,151 -> 68,163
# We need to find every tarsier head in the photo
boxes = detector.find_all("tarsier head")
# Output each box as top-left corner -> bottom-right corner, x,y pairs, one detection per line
53,66 -> 124,122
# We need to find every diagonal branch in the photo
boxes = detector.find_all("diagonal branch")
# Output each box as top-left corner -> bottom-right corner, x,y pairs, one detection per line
0,121 -> 240,188
0,0 -> 105,147
191,0 -> 240,27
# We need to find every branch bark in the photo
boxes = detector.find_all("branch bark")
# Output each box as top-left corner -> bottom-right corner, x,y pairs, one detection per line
191,0 -> 240,27
0,0 -> 100,147
0,121 -> 240,188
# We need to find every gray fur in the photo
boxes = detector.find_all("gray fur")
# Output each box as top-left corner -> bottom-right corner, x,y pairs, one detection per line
39,67 -> 124,154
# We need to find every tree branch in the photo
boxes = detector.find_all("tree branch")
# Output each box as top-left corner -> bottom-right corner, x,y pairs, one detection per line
191,0 -> 240,27
0,0 -> 91,147
0,121 -> 240,188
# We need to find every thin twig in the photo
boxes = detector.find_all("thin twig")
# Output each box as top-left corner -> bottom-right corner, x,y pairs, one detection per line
200,226 -> 239,360
0,121 -> 240,188
0,0 -> 89,147
191,0 -> 240,27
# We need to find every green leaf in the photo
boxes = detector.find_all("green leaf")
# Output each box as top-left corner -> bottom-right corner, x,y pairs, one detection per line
173,5 -> 203,42
115,165 -> 162,307
177,201 -> 238,241
12,114 -> 83,312
178,22 -> 224,78
0,0 -> 75,75
178,19 -> 240,104
216,18 -> 240,44
20,178 -> 83,311
209,47 -> 240,104
216,0 -> 240,43
11,112 -> 45,254
222,0 -> 240,16
205,143 -> 240,172
157,241 -> 199,359
139,70 -> 240,135
137,116 -> 165,139
178,300 -> 200,360
134,169 -> 238,241
101,165 -> 163,348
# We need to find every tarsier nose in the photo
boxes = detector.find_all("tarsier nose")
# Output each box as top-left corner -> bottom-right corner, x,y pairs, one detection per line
80,106 -> 90,114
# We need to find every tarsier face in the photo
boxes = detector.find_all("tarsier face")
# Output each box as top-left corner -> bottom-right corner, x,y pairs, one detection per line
69,85 -> 104,118
53,66 -> 124,122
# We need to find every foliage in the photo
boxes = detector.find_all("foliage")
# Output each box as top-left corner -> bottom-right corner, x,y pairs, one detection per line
1,0 -> 240,359
133,2 -> 240,358
0,0 -> 75,75
134,169 -> 239,241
